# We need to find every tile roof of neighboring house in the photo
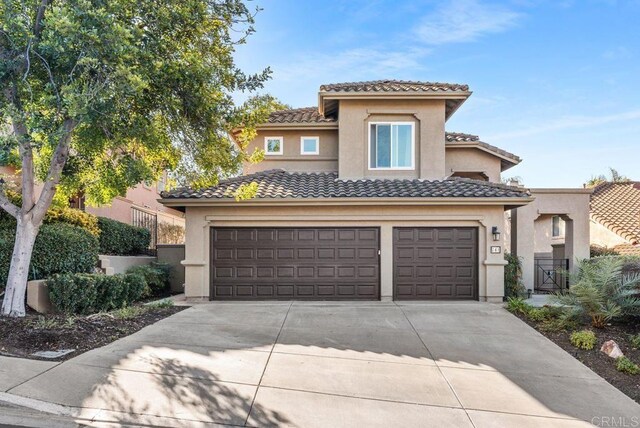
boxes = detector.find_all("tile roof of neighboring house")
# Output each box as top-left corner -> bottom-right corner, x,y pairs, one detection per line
319,80 -> 469,93
162,169 -> 531,200
268,107 -> 336,124
445,132 -> 520,163
590,182 -> 640,244
613,243 -> 640,256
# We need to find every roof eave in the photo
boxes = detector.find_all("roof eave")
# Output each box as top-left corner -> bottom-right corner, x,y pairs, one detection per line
159,196 -> 534,209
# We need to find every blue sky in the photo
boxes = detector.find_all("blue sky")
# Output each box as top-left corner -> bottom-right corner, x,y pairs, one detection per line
234,0 -> 640,187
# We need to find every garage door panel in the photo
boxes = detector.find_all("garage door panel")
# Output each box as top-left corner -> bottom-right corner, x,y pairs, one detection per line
394,227 -> 478,300
211,227 -> 379,300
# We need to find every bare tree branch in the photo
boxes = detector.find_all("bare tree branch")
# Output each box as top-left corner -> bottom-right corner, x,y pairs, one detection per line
33,0 -> 51,40
0,187 -> 19,218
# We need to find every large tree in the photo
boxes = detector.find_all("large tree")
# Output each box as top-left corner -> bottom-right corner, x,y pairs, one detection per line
0,0 -> 273,316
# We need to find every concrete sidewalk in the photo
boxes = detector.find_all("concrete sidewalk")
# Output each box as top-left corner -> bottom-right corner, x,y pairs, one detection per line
1,301 -> 638,427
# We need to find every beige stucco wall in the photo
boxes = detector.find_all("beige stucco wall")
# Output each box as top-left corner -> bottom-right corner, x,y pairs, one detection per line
590,219 -> 628,248
180,203 -> 508,303
510,189 -> 591,290
337,99 -> 446,180
243,129 -> 339,174
445,147 -> 502,183
533,214 -> 566,254
87,182 -> 185,227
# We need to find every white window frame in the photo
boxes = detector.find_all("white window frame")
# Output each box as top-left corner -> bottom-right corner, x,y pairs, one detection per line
367,122 -> 415,170
264,136 -> 284,155
300,136 -> 320,155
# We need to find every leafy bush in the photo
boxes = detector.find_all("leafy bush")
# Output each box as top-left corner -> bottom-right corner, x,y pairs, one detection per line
539,317 -> 578,332
504,252 -> 526,298
0,223 -> 98,290
97,217 -> 151,255
527,306 -> 561,322
44,207 -> 100,236
48,274 -> 98,315
126,263 -> 171,297
570,330 -> 597,350
0,191 -> 99,237
505,297 -> 533,316
48,272 -> 146,314
551,257 -> 640,328
629,334 -> 640,350
616,357 -> 640,375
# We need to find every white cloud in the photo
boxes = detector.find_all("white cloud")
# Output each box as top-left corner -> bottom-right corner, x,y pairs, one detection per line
415,0 -> 521,45
486,109 -> 640,141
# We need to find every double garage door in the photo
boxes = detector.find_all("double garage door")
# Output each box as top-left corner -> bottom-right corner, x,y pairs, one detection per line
210,227 -> 477,301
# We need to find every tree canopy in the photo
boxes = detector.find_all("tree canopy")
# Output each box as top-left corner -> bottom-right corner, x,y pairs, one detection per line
1,0 -> 274,207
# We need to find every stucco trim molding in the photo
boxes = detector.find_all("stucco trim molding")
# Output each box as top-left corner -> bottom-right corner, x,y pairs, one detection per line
484,260 -> 508,266
181,260 -> 205,267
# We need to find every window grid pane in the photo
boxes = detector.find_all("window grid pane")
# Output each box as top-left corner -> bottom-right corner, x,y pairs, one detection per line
376,125 -> 391,168
302,138 -> 317,153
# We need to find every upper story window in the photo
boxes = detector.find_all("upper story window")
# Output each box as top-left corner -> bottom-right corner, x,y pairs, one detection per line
369,122 -> 414,169
552,215 -> 565,238
300,136 -> 319,155
264,137 -> 283,155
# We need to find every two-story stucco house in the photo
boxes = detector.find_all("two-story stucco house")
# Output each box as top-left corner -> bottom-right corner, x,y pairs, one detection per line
161,80 -> 590,302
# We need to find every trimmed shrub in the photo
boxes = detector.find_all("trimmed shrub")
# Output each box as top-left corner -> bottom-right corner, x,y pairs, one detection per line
48,272 -> 147,314
94,275 -> 128,311
590,245 -> 619,258
616,357 -> 640,375
44,207 -> 100,236
123,273 -> 147,304
0,191 -> 99,237
126,263 -> 171,297
0,223 -> 98,291
570,330 -> 597,350
97,217 -> 151,255
48,274 -> 98,315
629,334 -> 640,350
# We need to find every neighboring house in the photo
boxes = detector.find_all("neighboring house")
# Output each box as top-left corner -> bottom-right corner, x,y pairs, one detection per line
161,79 -> 589,302
589,181 -> 640,256
0,165 -> 185,244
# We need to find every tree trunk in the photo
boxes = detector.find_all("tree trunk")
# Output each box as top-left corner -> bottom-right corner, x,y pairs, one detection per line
1,218 -> 39,317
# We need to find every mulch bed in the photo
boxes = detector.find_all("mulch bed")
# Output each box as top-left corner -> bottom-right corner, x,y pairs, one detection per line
515,313 -> 640,403
0,305 -> 186,361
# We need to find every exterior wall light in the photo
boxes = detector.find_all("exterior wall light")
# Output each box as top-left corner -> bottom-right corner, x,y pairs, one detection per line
492,226 -> 501,242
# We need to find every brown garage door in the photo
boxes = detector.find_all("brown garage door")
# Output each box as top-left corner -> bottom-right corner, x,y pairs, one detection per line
211,227 -> 380,300
394,227 -> 478,300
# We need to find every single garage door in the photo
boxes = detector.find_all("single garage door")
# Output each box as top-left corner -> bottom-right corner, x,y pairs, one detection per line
394,227 -> 478,300
211,227 -> 380,300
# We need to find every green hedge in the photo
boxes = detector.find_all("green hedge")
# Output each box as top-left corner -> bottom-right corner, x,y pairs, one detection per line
126,262 -> 171,297
0,223 -> 99,291
97,217 -> 151,255
0,191 -> 99,237
48,272 -> 146,314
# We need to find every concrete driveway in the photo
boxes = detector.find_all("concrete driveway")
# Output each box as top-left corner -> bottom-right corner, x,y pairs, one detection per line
3,302 -> 639,427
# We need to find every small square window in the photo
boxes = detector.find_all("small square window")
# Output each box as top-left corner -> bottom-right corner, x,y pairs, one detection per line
300,136 -> 319,155
264,137 -> 283,155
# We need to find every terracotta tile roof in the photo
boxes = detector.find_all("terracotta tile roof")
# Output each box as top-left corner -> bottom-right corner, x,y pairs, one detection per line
613,243 -> 640,256
320,80 -> 469,93
590,182 -> 640,244
162,169 -> 531,200
268,107 -> 335,124
445,132 -> 521,164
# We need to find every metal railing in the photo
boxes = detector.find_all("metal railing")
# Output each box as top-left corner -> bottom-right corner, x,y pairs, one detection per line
534,258 -> 569,294
132,207 -> 158,256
